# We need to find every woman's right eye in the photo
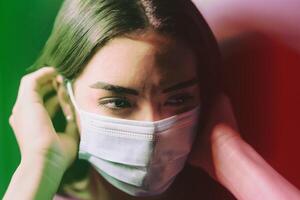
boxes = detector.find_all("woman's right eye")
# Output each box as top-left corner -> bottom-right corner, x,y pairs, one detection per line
97,97 -> 132,110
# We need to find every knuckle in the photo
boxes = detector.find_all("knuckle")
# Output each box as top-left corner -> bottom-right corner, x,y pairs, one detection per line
20,75 -> 30,84
8,115 -> 14,126
11,104 -> 20,115
12,106 -> 17,114
20,74 -> 35,88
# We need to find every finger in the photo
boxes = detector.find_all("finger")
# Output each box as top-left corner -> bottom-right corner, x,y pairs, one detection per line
16,69 -> 58,106
187,93 -> 238,170
39,74 -> 63,98
8,115 -> 14,127
210,94 -> 239,131
19,67 -> 57,94
39,80 -> 56,97
29,66 -> 57,86
44,95 -> 59,118
210,123 -> 241,146
64,117 -> 80,144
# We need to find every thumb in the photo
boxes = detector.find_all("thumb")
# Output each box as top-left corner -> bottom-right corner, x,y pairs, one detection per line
64,115 -> 80,145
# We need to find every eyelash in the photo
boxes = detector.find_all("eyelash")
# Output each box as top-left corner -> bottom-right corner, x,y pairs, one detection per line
97,93 -> 194,111
164,94 -> 194,106
98,97 -> 132,110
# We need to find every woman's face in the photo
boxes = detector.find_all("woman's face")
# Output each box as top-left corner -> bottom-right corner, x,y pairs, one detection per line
72,32 -> 200,129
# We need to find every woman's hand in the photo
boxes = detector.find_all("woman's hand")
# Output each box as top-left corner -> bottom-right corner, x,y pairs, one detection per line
188,94 -> 300,199
9,66 -> 79,169
188,94 -> 240,178
4,67 -> 79,200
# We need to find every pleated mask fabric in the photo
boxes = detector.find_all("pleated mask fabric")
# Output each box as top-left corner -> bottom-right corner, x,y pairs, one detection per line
66,81 -> 200,196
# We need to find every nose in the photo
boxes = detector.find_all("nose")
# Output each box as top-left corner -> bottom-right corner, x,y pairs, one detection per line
135,104 -> 162,122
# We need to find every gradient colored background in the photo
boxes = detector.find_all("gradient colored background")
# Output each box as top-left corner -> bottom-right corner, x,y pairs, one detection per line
1,0 -> 299,198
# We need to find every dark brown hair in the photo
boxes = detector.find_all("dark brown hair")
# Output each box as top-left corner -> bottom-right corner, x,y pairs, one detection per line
29,0 -> 221,97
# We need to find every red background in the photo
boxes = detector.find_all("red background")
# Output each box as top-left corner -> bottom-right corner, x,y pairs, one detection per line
221,33 -> 300,188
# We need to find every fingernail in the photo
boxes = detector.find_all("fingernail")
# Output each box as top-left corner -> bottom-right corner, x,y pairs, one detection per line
56,75 -> 63,83
66,115 -> 73,121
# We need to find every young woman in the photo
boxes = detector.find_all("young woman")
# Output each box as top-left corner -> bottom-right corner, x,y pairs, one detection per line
4,0 -> 300,199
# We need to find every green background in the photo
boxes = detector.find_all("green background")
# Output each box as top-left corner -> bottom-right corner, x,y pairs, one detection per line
0,1 -> 63,197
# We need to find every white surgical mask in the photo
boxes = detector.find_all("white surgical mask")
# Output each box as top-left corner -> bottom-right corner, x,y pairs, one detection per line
66,81 -> 200,196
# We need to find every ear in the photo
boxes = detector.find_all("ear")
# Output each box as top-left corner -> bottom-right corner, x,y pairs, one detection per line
55,75 -> 75,122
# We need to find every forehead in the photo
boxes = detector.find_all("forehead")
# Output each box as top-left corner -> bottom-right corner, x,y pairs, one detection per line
77,33 -> 198,88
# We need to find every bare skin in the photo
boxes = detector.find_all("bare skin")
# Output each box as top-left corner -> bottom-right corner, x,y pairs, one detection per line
4,31 -> 300,200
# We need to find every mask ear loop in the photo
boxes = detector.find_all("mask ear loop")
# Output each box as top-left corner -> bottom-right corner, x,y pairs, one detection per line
64,78 -> 80,112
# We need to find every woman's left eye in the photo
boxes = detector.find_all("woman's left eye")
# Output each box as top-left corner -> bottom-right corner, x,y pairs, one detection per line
98,97 -> 132,110
164,94 -> 194,106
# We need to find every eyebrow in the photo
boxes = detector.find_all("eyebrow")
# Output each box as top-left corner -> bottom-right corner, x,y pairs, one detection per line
162,78 -> 199,93
90,82 -> 139,95
89,78 -> 199,95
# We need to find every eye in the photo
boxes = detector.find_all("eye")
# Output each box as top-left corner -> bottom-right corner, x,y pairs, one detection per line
164,93 -> 194,106
98,97 -> 132,110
